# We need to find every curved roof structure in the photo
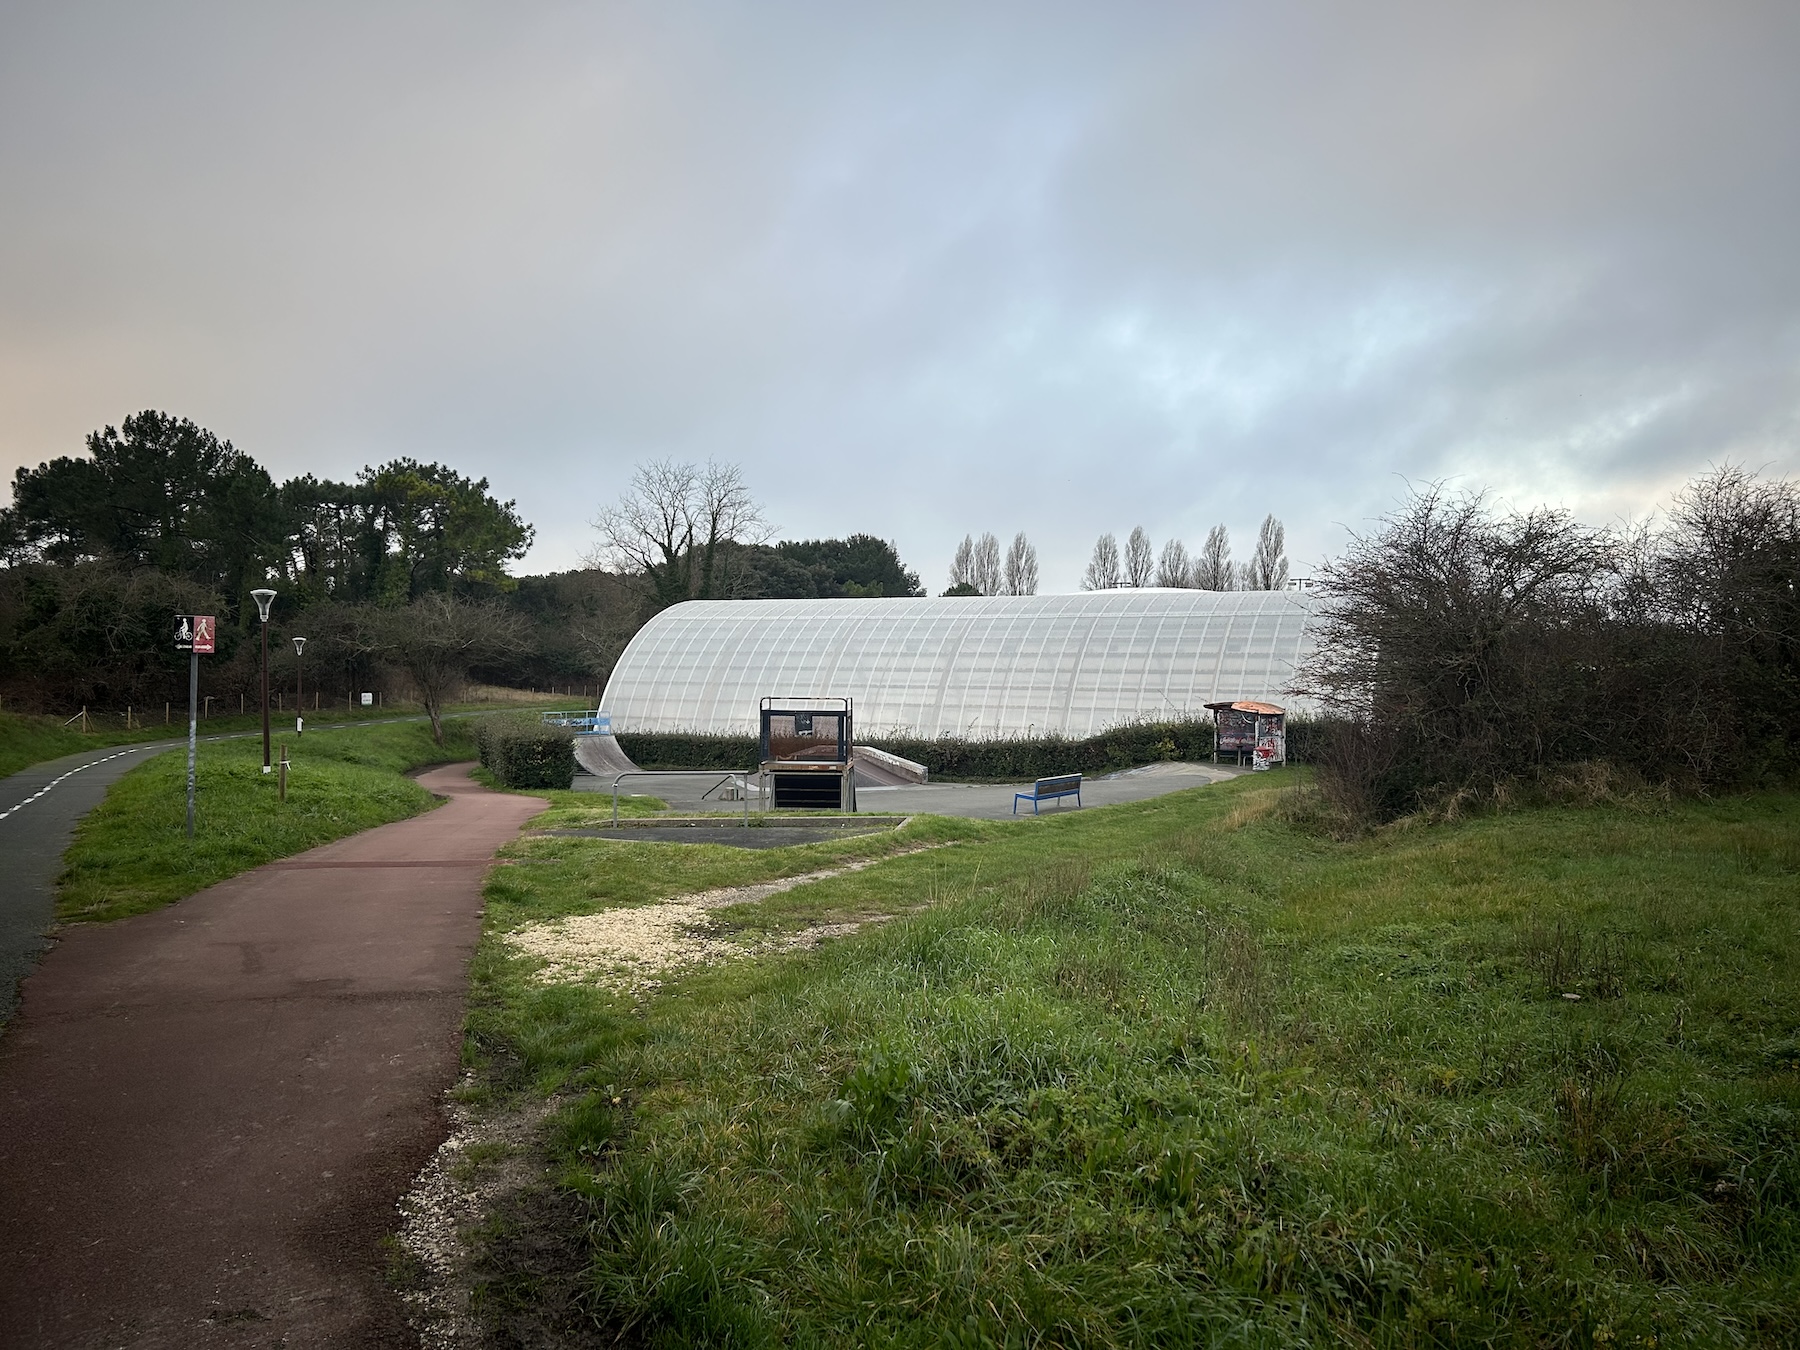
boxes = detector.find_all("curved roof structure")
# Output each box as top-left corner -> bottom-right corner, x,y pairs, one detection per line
602,590 -> 1316,740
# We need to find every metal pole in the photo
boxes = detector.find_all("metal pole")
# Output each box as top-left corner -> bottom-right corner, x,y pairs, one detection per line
185,650 -> 198,838
260,620 -> 271,772
295,650 -> 302,736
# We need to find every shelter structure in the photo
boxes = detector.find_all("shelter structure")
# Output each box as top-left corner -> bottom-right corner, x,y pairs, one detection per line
601,590 -> 1315,740
760,696 -> 857,810
1206,700 -> 1287,770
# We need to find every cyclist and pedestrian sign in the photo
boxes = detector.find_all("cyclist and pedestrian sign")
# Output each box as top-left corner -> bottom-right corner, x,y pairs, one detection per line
174,615 -> 216,834
174,615 -> 215,655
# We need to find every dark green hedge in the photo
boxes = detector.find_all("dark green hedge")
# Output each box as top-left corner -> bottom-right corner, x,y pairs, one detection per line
475,715 -> 576,790
621,720 -> 1292,780
617,718 -> 1327,780
876,721 -> 1215,780
616,732 -> 759,772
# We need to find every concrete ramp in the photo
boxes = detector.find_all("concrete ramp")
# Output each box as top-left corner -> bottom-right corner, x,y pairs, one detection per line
852,745 -> 929,786
574,734 -> 640,778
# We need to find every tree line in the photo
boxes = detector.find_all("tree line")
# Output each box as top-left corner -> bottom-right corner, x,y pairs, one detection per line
1081,515 -> 1289,591
942,532 -> 1039,596
0,411 -> 542,740
1302,466 -> 1800,822
0,426 -> 927,733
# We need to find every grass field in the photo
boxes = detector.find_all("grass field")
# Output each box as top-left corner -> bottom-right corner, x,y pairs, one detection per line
0,696 -> 575,781
461,772 -> 1800,1348
56,719 -> 482,924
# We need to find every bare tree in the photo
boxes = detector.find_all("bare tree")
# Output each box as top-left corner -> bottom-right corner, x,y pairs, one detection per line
1124,526 -> 1154,587
971,532 -> 1002,595
693,461 -> 767,600
947,534 -> 976,591
1193,525 -> 1234,590
1245,514 -> 1289,590
1082,533 -> 1121,590
1003,532 -> 1039,595
1155,537 -> 1192,588
375,593 -> 529,744
591,459 -> 767,611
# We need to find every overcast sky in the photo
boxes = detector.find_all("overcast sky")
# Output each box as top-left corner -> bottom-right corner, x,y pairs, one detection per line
3,2 -> 1797,590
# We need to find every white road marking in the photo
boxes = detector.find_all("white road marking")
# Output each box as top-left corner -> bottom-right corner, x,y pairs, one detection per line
0,748 -> 156,822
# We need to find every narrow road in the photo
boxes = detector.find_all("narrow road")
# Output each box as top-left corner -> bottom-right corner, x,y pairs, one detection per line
0,740 -> 180,1022
0,764 -> 545,1348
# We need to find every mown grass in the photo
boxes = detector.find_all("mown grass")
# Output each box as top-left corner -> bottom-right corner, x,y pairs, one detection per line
0,696 -> 571,781
0,710 -> 153,779
462,773 -> 1800,1348
56,719 -> 482,924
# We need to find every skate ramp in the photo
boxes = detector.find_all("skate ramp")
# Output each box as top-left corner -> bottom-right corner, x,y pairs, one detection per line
574,734 -> 640,778
851,746 -> 929,786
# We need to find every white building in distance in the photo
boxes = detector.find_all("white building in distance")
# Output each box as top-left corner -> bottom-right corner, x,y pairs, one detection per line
601,590 -> 1317,740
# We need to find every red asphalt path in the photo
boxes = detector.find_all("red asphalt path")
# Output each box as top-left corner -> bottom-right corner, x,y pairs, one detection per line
0,764 -> 545,1348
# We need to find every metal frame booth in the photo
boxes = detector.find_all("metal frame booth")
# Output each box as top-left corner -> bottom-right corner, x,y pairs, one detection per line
759,696 -> 857,810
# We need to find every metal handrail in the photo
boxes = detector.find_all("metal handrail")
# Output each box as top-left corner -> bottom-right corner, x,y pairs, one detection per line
610,769 -> 754,826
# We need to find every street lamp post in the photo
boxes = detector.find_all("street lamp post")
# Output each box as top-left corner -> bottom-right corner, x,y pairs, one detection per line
292,636 -> 307,736
251,588 -> 277,773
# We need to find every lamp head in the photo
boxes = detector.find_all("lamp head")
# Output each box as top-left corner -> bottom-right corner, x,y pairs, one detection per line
292,636 -> 308,656
250,588 -> 277,623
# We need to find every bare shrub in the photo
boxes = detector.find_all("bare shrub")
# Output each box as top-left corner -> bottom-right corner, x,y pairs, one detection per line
1299,471 -> 1798,822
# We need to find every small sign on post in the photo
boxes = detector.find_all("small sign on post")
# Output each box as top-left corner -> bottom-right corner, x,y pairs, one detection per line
174,614 -> 215,654
175,615 -> 217,836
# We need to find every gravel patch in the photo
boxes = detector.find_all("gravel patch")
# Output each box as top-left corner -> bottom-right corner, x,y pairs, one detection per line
504,847 -> 944,994
396,1085 -> 559,1349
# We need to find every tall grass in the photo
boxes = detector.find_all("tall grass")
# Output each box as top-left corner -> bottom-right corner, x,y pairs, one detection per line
464,778 -> 1800,1346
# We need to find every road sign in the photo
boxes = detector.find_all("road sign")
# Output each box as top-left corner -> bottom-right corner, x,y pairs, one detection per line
175,614 -> 216,654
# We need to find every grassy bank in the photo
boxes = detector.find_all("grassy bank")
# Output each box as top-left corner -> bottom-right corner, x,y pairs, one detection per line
462,775 -> 1800,1347
0,696 -> 572,781
56,719 -> 481,924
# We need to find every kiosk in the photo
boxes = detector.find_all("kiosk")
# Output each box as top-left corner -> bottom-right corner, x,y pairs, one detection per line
760,697 -> 857,810
1205,700 -> 1287,771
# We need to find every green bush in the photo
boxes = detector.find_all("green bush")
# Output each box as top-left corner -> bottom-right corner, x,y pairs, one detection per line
477,715 -> 576,790
617,718 -> 1333,780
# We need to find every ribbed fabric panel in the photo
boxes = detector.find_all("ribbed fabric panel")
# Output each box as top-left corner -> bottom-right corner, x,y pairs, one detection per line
601,590 -> 1316,738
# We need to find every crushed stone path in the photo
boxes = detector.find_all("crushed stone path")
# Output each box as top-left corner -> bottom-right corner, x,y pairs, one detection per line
0,763 -> 545,1349
506,844 -> 952,994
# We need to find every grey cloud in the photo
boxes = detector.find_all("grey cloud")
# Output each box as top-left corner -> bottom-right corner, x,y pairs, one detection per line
1,2 -> 1795,588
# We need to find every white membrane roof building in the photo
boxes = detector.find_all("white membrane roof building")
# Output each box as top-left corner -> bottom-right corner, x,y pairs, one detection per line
601,590 -> 1316,739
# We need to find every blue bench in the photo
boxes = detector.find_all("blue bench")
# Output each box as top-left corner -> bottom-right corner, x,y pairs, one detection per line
1014,773 -> 1082,814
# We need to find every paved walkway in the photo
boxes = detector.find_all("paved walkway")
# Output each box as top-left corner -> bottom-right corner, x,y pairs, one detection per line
0,715 -> 443,1026
0,764 -> 545,1349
